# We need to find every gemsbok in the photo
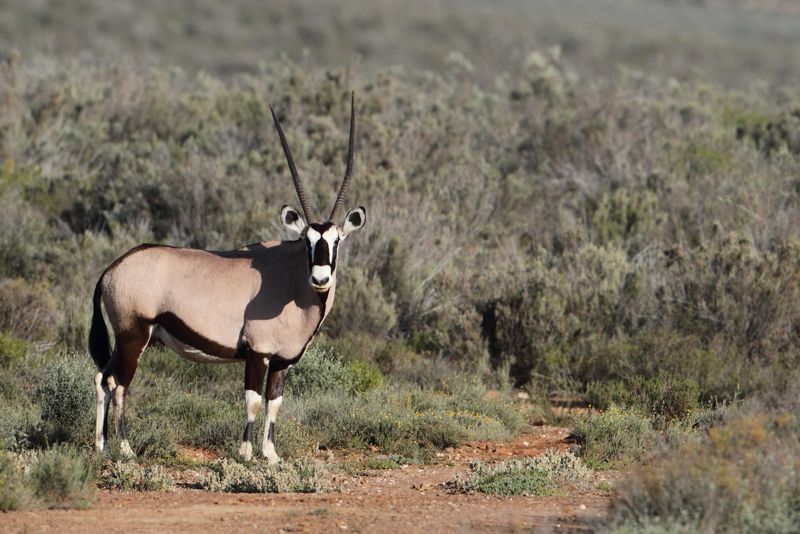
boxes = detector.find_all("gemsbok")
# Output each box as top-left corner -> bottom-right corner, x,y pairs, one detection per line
88,93 -> 365,463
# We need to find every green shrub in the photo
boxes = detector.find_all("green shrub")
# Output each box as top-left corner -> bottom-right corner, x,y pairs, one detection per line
587,373 -> 700,426
347,359 -> 384,395
274,417 -> 316,460
571,407 -> 658,468
0,331 -> 29,367
361,456 -> 404,470
127,424 -> 179,461
201,458 -> 326,493
0,404 -> 36,451
586,380 -> 632,411
459,449 -> 593,496
287,346 -> 384,397
589,189 -> 666,250
100,461 -> 175,492
286,346 -> 355,398
32,355 -> 95,446
631,374 -> 700,424
28,447 -> 96,509
138,388 -> 240,453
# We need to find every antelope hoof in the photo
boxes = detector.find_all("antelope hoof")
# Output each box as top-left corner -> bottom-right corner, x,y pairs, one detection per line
120,439 -> 135,459
262,439 -> 280,464
239,441 -> 253,461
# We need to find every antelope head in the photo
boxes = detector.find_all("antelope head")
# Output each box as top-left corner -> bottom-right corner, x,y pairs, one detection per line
271,93 -> 366,293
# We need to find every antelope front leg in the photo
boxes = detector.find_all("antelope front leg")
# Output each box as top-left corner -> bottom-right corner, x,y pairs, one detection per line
240,356 -> 267,461
262,360 -> 289,464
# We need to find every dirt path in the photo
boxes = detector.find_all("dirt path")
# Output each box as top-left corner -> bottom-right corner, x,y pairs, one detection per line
2,427 -> 613,533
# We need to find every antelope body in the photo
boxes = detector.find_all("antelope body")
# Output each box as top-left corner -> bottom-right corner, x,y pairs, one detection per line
88,95 -> 365,462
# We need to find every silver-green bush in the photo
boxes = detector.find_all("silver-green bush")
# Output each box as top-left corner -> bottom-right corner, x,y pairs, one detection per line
100,461 -> 175,492
201,458 -> 326,493
459,449 -> 593,496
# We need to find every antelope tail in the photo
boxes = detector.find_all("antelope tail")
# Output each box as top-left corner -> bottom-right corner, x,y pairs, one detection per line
88,278 -> 112,371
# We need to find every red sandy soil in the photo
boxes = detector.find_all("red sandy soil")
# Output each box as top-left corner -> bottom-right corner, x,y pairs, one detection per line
2,426 -> 614,533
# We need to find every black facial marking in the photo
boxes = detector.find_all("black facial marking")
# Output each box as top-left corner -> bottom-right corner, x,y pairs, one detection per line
314,239 -> 329,267
285,210 -> 298,224
348,211 -> 362,226
306,222 -> 339,270
331,240 -> 339,270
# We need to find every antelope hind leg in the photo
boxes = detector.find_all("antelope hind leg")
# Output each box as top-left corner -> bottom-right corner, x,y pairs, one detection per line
110,326 -> 150,458
94,371 -> 112,453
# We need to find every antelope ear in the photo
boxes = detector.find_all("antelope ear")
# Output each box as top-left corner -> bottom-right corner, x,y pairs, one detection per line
341,206 -> 366,238
281,205 -> 306,236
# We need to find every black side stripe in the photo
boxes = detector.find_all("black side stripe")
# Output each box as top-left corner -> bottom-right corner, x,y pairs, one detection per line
153,312 -> 240,359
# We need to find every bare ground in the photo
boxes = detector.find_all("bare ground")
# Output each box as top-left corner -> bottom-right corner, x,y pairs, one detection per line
2,427 -> 614,533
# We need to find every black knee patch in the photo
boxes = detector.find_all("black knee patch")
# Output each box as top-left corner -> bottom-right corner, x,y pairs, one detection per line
267,421 -> 275,444
243,421 -> 253,442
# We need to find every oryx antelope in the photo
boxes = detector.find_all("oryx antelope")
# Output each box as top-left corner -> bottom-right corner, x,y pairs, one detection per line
88,94 -> 365,462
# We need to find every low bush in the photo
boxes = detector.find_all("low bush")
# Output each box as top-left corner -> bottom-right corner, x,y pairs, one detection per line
132,388 -> 240,456
587,372 -> 700,427
273,417 -> 316,460
287,346 -> 385,398
604,413 -> 800,532
100,461 -> 174,492
201,458 -> 326,493
285,346 -> 355,398
0,400 -> 36,452
458,449 -> 593,496
0,450 -> 32,511
290,382 -> 521,457
25,447 -> 96,510
126,423 -> 180,461
31,355 -> 95,447
571,407 -> 659,468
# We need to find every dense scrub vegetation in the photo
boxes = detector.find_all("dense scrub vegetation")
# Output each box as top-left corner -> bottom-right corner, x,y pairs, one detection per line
1,0 -> 800,524
2,48 -> 799,404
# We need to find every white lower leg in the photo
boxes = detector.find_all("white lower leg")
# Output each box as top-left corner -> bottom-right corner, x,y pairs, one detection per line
113,385 -> 134,458
262,396 -> 283,464
94,373 -> 110,453
239,389 -> 262,461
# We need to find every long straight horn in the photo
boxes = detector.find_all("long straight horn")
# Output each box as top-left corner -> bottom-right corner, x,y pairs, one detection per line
329,92 -> 356,223
270,104 -> 316,223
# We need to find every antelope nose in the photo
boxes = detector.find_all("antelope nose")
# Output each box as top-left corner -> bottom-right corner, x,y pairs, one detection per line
312,275 -> 330,286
